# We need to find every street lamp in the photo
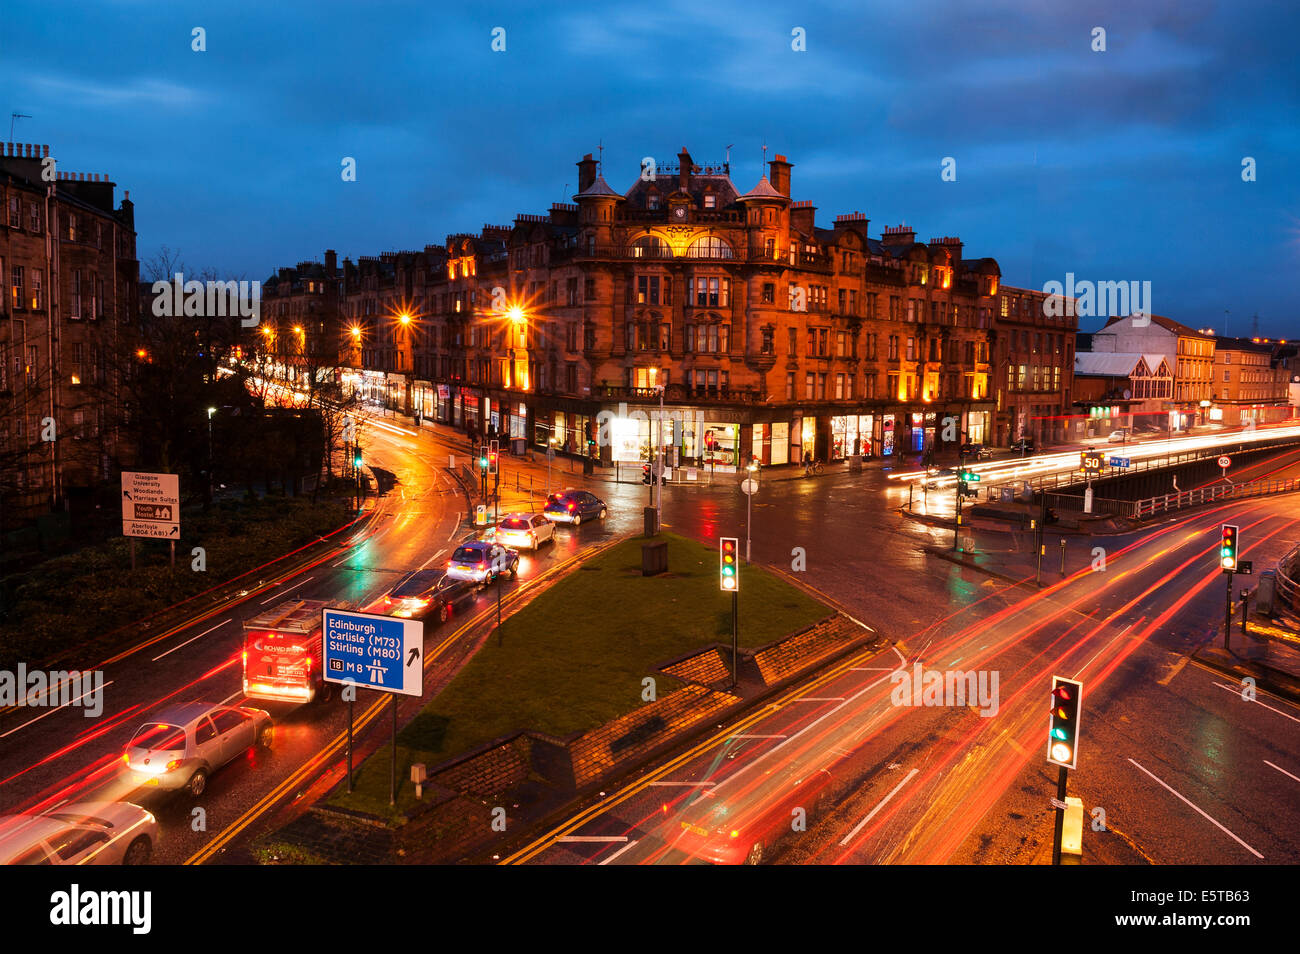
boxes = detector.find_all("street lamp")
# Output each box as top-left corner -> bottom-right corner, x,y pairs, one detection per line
206,407 -> 217,504
743,459 -> 759,562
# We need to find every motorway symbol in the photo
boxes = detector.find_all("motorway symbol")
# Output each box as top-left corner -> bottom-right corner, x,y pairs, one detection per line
1108,456 -> 1131,468
322,607 -> 424,697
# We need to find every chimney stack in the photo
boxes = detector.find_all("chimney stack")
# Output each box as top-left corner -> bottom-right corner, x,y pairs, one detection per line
768,154 -> 792,197
577,153 -> 597,192
677,147 -> 692,193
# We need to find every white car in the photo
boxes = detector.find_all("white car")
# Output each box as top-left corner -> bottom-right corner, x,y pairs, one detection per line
0,801 -> 157,865
490,512 -> 555,550
1107,429 -> 1129,443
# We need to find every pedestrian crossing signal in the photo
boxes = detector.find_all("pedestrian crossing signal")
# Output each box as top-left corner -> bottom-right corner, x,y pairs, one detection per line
720,537 -> 739,592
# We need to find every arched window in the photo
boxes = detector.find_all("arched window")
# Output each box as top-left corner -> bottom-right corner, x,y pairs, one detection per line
632,235 -> 670,259
686,236 -> 734,259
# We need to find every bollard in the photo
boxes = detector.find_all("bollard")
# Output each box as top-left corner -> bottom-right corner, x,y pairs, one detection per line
1059,538 -> 1067,576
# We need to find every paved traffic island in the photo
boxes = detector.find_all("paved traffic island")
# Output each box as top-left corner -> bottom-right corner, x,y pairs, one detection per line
265,532 -> 873,863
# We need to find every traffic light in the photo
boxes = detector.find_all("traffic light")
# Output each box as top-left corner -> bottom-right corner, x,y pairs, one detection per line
1047,675 -> 1083,769
720,537 -> 739,592
353,448 -> 363,469
1220,524 -> 1239,571
642,463 -> 652,485
488,440 -> 500,476
479,445 -> 489,471
957,470 -> 979,498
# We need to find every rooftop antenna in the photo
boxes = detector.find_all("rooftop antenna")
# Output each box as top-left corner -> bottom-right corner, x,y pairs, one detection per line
725,144 -> 733,172
597,139 -> 604,174
10,112 -> 31,141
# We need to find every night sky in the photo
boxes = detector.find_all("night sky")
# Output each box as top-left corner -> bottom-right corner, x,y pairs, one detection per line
4,0 -> 1296,335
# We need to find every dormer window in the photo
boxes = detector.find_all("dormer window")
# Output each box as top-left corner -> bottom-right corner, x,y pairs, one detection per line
647,193 -> 660,210
704,194 -> 716,209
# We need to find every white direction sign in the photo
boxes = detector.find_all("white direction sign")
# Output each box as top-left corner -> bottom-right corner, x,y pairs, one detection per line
121,471 -> 180,539
322,608 -> 424,696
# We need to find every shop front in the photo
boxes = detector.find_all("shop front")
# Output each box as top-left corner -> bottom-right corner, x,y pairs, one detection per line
830,414 -> 875,460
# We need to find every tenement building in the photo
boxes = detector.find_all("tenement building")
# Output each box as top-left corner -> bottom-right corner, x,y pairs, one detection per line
254,148 -> 1074,471
0,142 -> 138,528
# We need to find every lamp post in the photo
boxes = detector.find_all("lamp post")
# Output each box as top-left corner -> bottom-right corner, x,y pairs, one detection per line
206,406 -> 217,505
656,379 -> 666,534
742,459 -> 759,562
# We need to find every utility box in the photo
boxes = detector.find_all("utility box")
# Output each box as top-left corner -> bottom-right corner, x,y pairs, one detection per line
1061,796 -> 1084,864
1257,570 -> 1276,616
641,539 -> 668,576
643,506 -> 658,538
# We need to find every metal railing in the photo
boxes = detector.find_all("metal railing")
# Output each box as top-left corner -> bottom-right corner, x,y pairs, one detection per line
1133,476 -> 1300,519
1042,492 -> 1136,518
1276,543 -> 1300,615
986,439 -> 1300,499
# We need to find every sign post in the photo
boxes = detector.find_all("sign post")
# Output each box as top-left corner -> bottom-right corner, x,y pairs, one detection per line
322,608 -> 424,805
1218,455 -> 1231,481
740,476 -> 758,562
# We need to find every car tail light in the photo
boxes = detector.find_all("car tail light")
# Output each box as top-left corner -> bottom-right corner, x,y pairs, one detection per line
478,562 -> 486,568
730,830 -> 740,838
568,503 -> 575,511
122,752 -> 130,765
166,759 -> 180,771
416,598 -> 429,606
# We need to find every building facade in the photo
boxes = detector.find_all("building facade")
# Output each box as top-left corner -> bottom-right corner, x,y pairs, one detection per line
250,148 -> 1087,470
1090,314 -> 1215,432
1211,336 -> 1293,425
0,142 -> 138,528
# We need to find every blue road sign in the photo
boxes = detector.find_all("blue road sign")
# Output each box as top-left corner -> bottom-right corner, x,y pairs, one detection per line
321,608 -> 423,696
1108,456 -> 1131,468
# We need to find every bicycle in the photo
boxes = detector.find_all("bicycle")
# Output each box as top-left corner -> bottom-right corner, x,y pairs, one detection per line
803,460 -> 824,477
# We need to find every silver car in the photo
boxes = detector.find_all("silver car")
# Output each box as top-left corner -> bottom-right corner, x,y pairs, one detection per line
123,701 -> 273,797
0,801 -> 157,865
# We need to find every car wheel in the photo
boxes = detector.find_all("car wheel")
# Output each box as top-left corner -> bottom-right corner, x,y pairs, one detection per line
439,603 -> 450,624
122,835 -> 152,866
529,533 -> 536,549
744,841 -> 764,865
509,560 -> 519,579
187,769 -> 208,798
317,681 -> 333,704
258,725 -> 273,749
572,513 -> 582,526
599,507 -> 607,520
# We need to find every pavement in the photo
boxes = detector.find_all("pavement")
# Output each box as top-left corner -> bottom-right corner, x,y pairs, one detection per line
1193,611 -> 1300,702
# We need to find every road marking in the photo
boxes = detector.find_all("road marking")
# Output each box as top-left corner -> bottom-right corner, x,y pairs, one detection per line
557,835 -> 628,843
1265,760 -> 1300,784
1211,682 -> 1300,724
0,680 -> 116,738
1127,758 -> 1262,859
793,697 -> 845,702
1157,654 -> 1191,686
259,576 -> 315,604
598,839 -> 640,865
839,767 -> 919,846
151,618 -> 233,662
647,780 -> 717,786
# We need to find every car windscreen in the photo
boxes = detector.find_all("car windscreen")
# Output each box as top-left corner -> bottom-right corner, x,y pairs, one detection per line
129,723 -> 186,750
500,518 -> 530,530
392,571 -> 439,597
452,546 -> 484,562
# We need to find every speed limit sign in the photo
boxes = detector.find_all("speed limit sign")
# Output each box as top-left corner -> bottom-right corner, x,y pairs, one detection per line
1218,456 -> 1231,468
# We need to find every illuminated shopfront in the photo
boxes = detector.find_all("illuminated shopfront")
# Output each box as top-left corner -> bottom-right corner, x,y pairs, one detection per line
830,414 -> 874,459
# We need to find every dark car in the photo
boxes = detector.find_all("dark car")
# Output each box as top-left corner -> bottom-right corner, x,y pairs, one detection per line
381,569 -> 477,623
543,489 -> 608,526
1010,437 -> 1036,455
959,442 -> 992,461
446,541 -> 520,586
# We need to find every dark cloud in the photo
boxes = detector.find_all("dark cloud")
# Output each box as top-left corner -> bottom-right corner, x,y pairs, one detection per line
2,0 -> 1294,334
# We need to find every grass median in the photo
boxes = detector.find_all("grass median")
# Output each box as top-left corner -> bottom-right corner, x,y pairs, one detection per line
333,531 -> 830,817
